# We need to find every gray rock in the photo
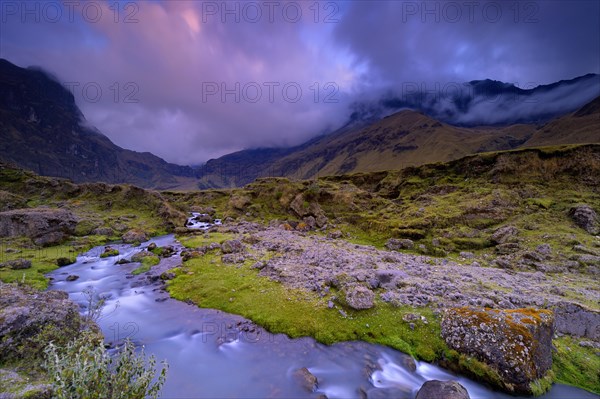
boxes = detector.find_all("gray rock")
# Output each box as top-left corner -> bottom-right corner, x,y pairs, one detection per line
577,254 -> 600,265
553,302 -> 600,340
459,252 -> 474,259
292,367 -> 318,392
0,208 -> 77,244
536,244 -> 552,256
345,285 -> 375,310
491,225 -> 519,245
122,230 -> 148,244
573,245 -> 600,256
386,238 -> 414,251
221,254 -> 245,264
375,270 -> 408,289
442,307 -> 554,395
568,205 -> 600,235
0,282 -> 92,364
0,259 -> 32,270
415,380 -> 470,399
221,239 -> 244,254
66,275 -> 79,281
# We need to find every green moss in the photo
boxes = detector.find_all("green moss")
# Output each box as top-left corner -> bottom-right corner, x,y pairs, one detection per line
552,336 -> 600,394
100,248 -> 119,258
168,254 -> 445,361
131,254 -> 160,275
530,371 -> 555,396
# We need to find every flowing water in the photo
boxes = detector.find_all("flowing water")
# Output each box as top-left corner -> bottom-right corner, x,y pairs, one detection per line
47,234 -> 596,399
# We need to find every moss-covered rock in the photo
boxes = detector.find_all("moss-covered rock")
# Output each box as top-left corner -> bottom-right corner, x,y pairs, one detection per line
441,307 -> 554,395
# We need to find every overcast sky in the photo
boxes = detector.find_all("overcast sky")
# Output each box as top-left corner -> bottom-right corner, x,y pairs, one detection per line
1,0 -> 599,165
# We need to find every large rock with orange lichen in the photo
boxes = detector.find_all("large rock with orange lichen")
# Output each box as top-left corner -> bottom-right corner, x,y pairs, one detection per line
441,307 -> 554,395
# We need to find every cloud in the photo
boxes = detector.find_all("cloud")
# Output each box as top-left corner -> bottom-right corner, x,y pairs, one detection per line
1,0 -> 598,164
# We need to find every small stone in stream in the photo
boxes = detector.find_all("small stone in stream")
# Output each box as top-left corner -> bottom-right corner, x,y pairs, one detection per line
66,275 -> 79,282
292,367 -> 318,392
160,272 -> 176,281
147,242 -> 157,251
415,380 -> 470,399
155,297 -> 168,303
122,229 -> 148,244
115,258 -> 130,265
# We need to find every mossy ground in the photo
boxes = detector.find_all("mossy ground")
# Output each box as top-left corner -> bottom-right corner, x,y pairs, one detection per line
552,336 -> 600,394
168,247 -> 444,362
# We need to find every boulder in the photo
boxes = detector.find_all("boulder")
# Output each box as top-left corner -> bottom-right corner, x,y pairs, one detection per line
345,285 -> 375,310
568,205 -> 599,235
0,259 -> 32,270
441,307 -> 554,395
0,208 -> 77,244
122,230 -> 148,244
415,380 -> 470,399
66,275 -> 79,281
491,225 -> 519,245
34,231 -> 68,247
553,302 -> 600,340
56,257 -> 75,267
221,239 -> 244,254
0,282 -> 92,364
292,367 -> 318,392
290,194 -> 328,227
385,238 -> 414,251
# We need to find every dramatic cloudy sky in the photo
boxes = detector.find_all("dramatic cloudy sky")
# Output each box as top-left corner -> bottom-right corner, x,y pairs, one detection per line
1,0 -> 599,165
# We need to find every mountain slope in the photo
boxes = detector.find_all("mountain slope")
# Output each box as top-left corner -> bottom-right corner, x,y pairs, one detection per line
0,59 -> 197,190
522,96 -> 600,147
197,94 -> 600,187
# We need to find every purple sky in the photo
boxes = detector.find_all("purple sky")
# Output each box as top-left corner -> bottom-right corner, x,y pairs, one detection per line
1,0 -> 599,165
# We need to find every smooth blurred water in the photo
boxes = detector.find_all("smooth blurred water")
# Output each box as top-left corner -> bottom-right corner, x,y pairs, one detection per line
47,235 -> 598,399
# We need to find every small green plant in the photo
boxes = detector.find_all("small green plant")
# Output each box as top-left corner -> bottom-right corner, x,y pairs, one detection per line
45,332 -> 168,399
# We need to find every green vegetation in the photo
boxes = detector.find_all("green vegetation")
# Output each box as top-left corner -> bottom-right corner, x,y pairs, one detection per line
0,244 -> 78,289
45,332 -> 168,399
168,249 -> 445,362
553,336 -> 600,394
131,253 -> 160,275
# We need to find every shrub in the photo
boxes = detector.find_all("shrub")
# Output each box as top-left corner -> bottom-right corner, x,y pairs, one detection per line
44,332 -> 168,399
